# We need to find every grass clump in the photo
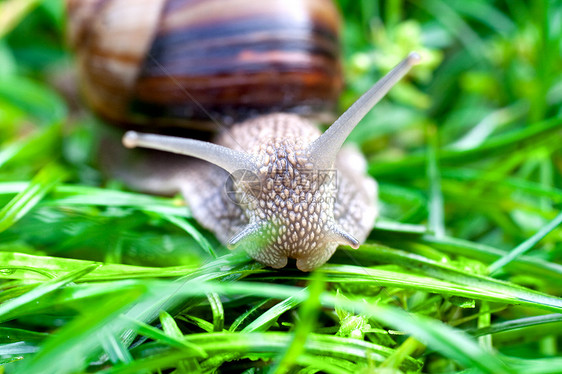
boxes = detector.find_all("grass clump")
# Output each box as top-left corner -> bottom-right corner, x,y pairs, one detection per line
1,0 -> 562,373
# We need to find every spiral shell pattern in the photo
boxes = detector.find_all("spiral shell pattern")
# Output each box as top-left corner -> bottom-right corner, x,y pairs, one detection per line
67,0 -> 343,130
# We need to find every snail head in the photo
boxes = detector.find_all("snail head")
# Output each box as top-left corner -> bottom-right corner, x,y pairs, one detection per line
123,52 -> 421,270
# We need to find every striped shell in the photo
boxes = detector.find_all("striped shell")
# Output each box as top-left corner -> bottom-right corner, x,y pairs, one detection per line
67,0 -> 343,130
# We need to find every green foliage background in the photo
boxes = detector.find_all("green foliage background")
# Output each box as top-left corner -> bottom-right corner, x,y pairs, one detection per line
0,0 -> 562,373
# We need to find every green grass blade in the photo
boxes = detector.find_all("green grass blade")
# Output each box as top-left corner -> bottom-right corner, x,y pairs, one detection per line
119,314 -> 207,357
159,311 -> 183,339
0,252 -> 199,281
489,210 -> 562,274
242,290 -> 304,333
0,163 -> 67,233
207,292 -> 225,331
105,331 -> 420,374
228,299 -> 270,332
99,331 -> 133,365
16,286 -> 146,374
468,313 -> 562,337
0,0 -> 41,42
334,245 -> 562,312
427,124 -> 445,237
163,215 -> 216,258
271,273 -> 324,374
501,356 -> 562,374
420,235 -> 562,284
138,280 -> 506,372
0,327 -> 48,344
370,118 -> 562,177
0,183 -> 189,216
0,264 -> 98,323
180,315 -> 215,333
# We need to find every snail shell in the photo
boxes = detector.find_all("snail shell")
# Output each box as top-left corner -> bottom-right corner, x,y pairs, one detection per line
67,0 -> 343,129
67,0 -> 420,271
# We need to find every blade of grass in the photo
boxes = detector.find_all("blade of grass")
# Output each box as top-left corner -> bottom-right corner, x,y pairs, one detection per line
0,252 -> 199,281
207,292 -> 224,331
124,280 -> 506,374
0,327 -> 48,344
180,315 -> 214,333
159,311 -> 200,372
108,331 -> 420,374
0,163 -> 67,233
370,117 -> 562,177
0,183 -> 190,215
159,311 -> 183,339
441,168 -> 562,203
242,290 -> 305,333
420,235 -> 562,284
502,355 -> 562,374
0,0 -> 41,39
16,286 -> 146,374
228,299 -> 270,332
319,262 -> 562,312
468,314 -> 562,337
427,124 -> 445,237
163,215 -> 216,258
100,330 -> 133,365
0,264 -> 98,323
119,315 -> 207,357
488,210 -> 562,274
270,272 -> 325,374
0,77 -> 66,125
333,244 -> 562,312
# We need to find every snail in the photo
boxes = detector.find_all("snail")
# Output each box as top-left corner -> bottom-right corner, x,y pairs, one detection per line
66,0 -> 420,271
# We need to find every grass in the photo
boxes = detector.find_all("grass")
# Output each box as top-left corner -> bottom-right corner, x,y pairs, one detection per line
1,0 -> 562,373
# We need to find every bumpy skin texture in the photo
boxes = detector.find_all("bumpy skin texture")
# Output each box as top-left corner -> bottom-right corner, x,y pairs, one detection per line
108,113 -> 377,271
181,113 -> 377,271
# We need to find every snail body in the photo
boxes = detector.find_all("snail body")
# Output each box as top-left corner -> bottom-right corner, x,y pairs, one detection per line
67,0 -> 420,271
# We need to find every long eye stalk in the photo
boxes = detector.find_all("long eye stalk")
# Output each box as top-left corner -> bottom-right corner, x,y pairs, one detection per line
122,131 -> 258,174
308,51 -> 421,169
